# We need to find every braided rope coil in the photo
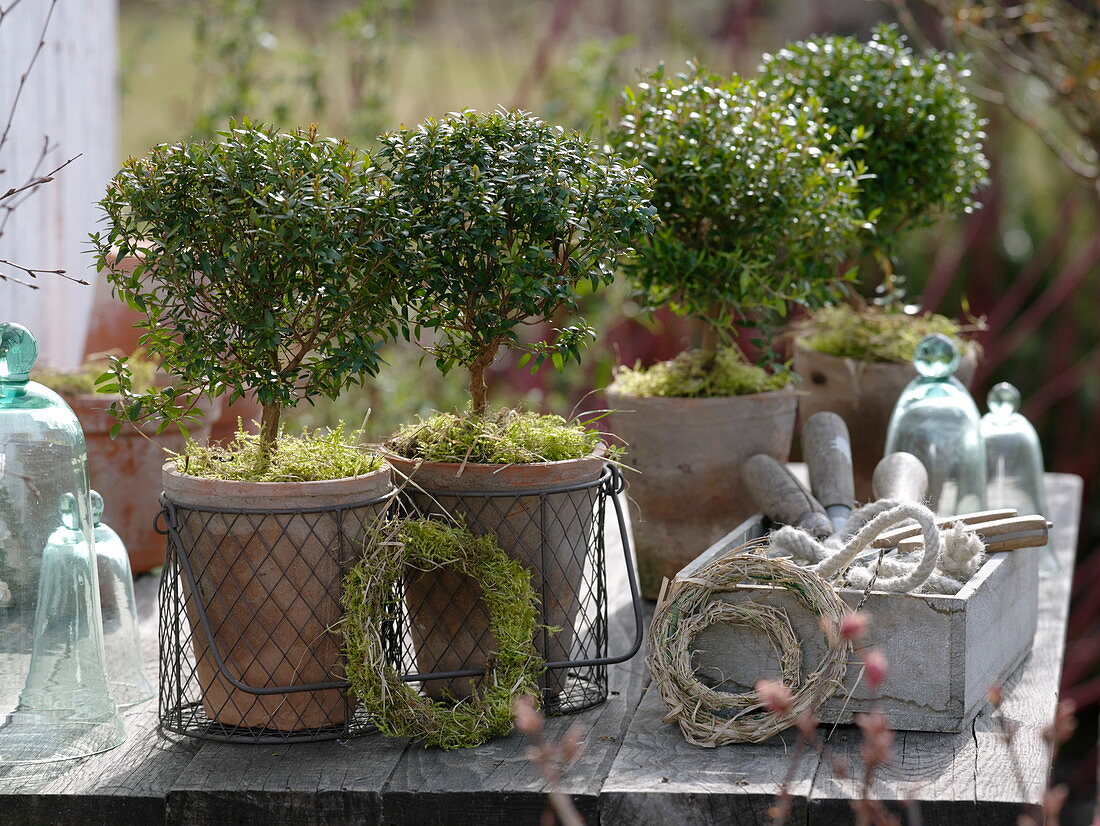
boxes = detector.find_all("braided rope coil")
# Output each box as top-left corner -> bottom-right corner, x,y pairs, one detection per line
647,545 -> 851,747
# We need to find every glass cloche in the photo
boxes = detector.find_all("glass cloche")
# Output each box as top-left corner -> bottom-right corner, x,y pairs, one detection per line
884,333 -> 987,516
981,382 -> 1058,577
0,323 -> 125,764
90,490 -> 155,707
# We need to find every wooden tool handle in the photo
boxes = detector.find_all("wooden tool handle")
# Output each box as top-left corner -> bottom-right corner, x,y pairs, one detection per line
803,412 -> 855,532
871,508 -> 1019,549
872,453 -> 930,504
743,454 -> 833,538
896,515 -> 1051,554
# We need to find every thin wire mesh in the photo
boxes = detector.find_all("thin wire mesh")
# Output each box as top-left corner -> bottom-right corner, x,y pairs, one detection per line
158,466 -> 641,743
391,466 -> 623,716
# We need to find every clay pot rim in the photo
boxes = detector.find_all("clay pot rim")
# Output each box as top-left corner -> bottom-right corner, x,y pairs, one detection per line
792,335 -> 977,366
382,442 -> 607,474
164,459 -> 391,488
604,385 -> 798,404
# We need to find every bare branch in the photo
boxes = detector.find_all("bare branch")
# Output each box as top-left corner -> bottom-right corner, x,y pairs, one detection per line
0,152 -> 80,204
0,258 -> 87,285
0,0 -> 84,291
0,0 -> 59,155
0,269 -> 38,288
0,0 -> 27,23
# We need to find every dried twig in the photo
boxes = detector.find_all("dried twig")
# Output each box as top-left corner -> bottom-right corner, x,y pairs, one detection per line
0,0 -> 59,156
515,695 -> 585,826
0,258 -> 86,285
0,0 -> 77,291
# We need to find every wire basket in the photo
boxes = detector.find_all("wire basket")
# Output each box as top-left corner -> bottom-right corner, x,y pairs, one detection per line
158,465 -> 642,743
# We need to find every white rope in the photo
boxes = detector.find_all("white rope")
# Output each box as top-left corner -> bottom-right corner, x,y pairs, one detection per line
769,500 -> 986,595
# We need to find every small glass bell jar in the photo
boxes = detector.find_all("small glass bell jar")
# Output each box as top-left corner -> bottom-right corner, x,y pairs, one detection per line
90,490 -> 155,707
885,333 -> 987,516
982,382 -> 1059,576
0,323 -> 125,764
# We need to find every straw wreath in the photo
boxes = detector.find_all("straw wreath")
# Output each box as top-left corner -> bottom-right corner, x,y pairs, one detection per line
647,542 -> 851,746
341,517 -> 542,749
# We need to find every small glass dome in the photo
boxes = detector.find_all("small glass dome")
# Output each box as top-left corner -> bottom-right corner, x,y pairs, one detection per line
90,490 -> 155,706
981,382 -> 1058,577
0,323 -> 125,764
885,334 -> 987,516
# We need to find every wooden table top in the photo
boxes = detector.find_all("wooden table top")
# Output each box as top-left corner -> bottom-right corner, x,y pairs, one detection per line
0,473 -> 1082,826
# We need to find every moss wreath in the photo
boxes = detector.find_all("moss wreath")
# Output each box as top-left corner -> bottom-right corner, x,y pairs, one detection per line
341,517 -> 543,750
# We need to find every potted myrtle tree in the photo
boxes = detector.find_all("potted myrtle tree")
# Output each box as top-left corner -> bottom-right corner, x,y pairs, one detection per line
91,121 -> 407,732
379,108 -> 655,700
759,24 -> 988,496
604,64 -> 869,599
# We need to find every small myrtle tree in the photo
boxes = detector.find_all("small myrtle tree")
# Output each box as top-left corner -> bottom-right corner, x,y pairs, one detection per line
607,64 -> 868,359
378,109 -> 656,417
759,23 -> 989,290
91,121 -> 406,462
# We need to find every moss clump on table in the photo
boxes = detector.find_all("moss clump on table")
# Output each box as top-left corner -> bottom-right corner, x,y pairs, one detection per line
178,423 -> 383,482
341,518 -> 542,749
387,408 -> 603,465
608,348 -> 791,399
799,305 -> 969,364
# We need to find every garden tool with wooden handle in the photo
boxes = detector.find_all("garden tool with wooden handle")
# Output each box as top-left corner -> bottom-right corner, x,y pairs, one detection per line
872,451 -> 930,504
802,412 -> 855,535
743,454 -> 833,539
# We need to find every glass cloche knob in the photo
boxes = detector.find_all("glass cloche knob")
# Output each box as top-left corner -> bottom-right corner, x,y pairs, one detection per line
59,491 -> 82,530
987,382 -> 1022,418
913,333 -> 961,379
90,489 -> 105,524
884,333 -> 986,515
0,322 -> 37,382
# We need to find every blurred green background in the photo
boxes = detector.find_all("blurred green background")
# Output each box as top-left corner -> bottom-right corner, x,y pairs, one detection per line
115,0 -> 1100,808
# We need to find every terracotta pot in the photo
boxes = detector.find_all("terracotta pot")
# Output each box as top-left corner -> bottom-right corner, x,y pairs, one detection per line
387,451 -> 606,701
605,387 -> 797,601
792,339 -> 977,501
84,255 -> 146,360
162,463 -> 393,731
69,394 -> 220,574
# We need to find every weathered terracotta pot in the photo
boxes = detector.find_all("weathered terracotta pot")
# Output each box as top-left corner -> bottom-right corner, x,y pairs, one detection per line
84,254 -> 146,359
163,463 -> 393,731
605,387 -> 797,601
70,394 -> 219,574
387,451 -> 605,701
792,339 -> 977,501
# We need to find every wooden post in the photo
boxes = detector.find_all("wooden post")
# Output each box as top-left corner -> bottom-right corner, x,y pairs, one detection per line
0,0 -> 118,369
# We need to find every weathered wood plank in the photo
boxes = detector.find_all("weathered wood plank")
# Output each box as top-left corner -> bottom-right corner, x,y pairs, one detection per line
968,474 -> 1081,804
601,681 -> 815,825
164,737 -> 407,826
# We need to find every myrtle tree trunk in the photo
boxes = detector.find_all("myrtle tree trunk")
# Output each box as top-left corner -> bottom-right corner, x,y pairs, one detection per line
470,364 -> 488,418
259,403 -> 281,460
699,323 -> 719,356
468,345 -> 497,418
